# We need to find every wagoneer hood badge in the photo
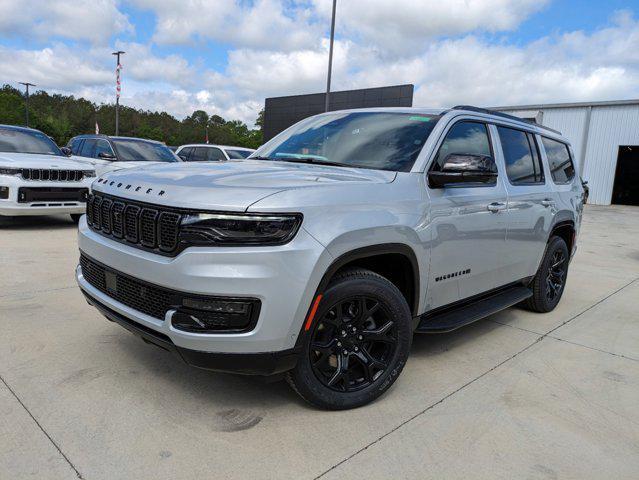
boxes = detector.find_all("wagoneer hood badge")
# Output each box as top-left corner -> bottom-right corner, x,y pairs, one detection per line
92,160 -> 395,212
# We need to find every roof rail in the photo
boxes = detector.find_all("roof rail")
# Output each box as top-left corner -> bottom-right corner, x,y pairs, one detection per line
450,105 -> 562,135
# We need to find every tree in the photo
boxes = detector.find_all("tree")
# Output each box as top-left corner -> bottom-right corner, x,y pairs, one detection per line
0,84 -> 264,149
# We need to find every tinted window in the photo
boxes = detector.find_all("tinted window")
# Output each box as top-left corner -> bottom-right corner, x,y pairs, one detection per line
206,148 -> 226,161
94,139 -> 114,159
178,147 -> 193,160
541,137 -> 575,183
0,127 -> 63,156
226,149 -> 252,159
80,139 -> 96,157
69,138 -> 83,155
257,112 -> 442,172
190,147 -> 208,162
497,126 -> 544,184
111,139 -> 178,162
433,121 -> 492,171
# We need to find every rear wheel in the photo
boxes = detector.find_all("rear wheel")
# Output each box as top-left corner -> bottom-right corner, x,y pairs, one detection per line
286,268 -> 412,410
524,236 -> 569,313
70,214 -> 82,224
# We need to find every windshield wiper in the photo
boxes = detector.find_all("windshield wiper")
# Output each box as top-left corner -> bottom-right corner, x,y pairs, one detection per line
252,155 -> 350,168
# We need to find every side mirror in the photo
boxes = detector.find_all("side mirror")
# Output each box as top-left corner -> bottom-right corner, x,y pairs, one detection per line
428,154 -> 498,188
98,152 -> 116,160
60,147 -> 72,156
178,153 -> 189,161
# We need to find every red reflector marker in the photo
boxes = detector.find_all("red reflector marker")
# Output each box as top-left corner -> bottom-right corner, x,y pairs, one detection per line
304,295 -> 323,331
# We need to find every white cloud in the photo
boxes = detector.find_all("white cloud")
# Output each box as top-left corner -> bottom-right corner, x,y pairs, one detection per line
313,0 -> 550,54
130,0 -> 319,51
0,0 -> 132,44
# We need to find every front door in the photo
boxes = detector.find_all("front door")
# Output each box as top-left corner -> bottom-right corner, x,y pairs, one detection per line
426,120 -> 509,308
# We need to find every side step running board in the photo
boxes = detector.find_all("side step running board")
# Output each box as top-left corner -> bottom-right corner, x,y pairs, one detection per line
415,286 -> 532,334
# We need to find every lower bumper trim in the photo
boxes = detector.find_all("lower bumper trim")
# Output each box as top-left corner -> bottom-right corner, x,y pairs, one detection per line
82,290 -> 300,376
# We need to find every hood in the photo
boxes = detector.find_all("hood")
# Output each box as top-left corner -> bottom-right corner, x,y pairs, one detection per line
92,159 -> 396,211
87,160 -> 166,177
0,152 -> 98,170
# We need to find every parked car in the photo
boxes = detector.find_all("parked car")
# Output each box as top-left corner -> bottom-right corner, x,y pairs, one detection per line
176,144 -> 255,161
76,106 -> 585,409
0,124 -> 95,222
67,134 -> 180,175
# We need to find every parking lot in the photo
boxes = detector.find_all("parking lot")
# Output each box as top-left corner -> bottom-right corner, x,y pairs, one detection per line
1,204 -> 638,479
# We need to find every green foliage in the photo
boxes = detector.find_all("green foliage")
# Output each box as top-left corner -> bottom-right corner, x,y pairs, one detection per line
0,84 -> 263,149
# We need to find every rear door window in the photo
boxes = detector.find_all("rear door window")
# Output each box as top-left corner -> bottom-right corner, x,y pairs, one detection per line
190,147 -> 208,162
541,137 -> 575,184
79,139 -> 96,157
206,147 -> 226,161
497,126 -> 544,184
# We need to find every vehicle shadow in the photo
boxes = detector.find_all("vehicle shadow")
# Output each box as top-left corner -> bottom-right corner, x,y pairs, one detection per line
113,313 -> 511,412
0,214 -> 77,230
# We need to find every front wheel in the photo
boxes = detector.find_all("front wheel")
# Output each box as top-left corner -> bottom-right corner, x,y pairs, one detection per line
524,236 -> 569,313
286,268 -> 412,410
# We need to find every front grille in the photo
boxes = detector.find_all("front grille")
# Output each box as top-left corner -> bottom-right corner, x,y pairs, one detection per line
18,187 -> 88,203
80,253 -> 261,331
87,193 -> 181,255
21,169 -> 85,182
80,254 -> 178,319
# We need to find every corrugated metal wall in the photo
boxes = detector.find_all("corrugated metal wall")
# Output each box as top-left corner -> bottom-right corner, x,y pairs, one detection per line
499,104 -> 639,205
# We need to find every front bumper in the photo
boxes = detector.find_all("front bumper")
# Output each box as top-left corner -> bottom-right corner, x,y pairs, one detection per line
0,175 -> 90,216
76,216 -> 333,355
82,290 -> 300,375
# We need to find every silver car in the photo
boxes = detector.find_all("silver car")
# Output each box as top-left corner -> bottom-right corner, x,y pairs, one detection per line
76,106 -> 585,409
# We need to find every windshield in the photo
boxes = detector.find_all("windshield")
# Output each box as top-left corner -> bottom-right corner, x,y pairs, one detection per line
0,127 -> 63,156
253,112 -> 441,172
112,139 -> 179,162
226,149 -> 253,159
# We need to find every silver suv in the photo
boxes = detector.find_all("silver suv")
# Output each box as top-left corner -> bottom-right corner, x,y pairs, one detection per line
76,106 -> 585,409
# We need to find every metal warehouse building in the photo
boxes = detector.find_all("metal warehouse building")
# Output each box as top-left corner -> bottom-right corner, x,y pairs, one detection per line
495,100 -> 639,206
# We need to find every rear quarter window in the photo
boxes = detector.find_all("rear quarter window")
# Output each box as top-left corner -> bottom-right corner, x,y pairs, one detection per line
541,137 -> 575,184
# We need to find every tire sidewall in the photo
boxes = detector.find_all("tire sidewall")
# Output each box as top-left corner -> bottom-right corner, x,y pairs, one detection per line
292,272 -> 413,410
538,237 -> 569,310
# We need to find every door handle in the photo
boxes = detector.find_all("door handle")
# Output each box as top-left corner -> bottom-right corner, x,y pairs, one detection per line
487,202 -> 507,213
541,199 -> 555,207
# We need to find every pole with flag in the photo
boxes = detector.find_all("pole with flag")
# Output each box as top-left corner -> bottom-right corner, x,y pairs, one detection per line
205,126 -> 209,144
112,50 -> 125,136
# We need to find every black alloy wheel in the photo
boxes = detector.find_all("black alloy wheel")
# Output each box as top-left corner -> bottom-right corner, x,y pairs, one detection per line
546,249 -> 566,302
309,296 -> 398,392
523,235 -> 570,313
286,268 -> 412,410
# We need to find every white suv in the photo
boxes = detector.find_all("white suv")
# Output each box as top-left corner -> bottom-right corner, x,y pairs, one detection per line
175,144 -> 255,161
0,125 -> 95,222
76,106 -> 584,409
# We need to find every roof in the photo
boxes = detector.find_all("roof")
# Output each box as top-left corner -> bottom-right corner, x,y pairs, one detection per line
492,99 -> 639,111
0,124 -> 40,132
179,144 -> 255,150
72,134 -> 164,144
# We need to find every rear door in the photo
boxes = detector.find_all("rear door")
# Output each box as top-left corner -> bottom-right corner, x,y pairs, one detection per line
494,126 -> 554,280
426,119 -> 509,308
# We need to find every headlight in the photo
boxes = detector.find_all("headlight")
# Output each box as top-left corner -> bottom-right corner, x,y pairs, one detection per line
0,167 -> 20,176
83,170 -> 96,178
179,212 -> 302,246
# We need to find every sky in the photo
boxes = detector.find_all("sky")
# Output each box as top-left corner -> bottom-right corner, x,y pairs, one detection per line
1,0 -> 638,127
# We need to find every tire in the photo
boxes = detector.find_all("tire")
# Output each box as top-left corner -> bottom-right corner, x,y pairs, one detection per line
70,214 -> 82,224
524,236 -> 569,313
286,268 -> 412,410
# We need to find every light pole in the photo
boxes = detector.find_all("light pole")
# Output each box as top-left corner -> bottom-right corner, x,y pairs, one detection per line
324,0 -> 337,112
112,50 -> 125,135
18,82 -> 36,127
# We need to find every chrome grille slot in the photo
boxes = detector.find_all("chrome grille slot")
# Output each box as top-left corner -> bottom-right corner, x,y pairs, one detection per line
140,208 -> 158,247
100,198 -> 113,234
124,205 -> 140,243
111,202 -> 125,238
